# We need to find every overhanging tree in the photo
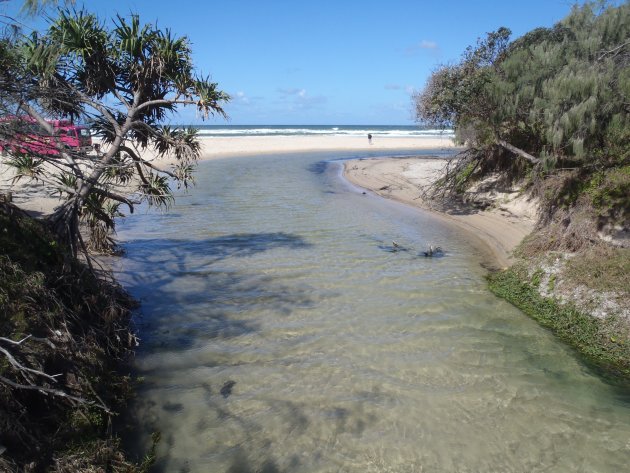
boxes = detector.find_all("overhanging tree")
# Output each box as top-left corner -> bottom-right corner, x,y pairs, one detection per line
0,8 -> 229,256
414,2 -> 629,194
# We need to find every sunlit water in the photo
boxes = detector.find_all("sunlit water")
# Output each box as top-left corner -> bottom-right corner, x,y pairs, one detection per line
110,150 -> 630,473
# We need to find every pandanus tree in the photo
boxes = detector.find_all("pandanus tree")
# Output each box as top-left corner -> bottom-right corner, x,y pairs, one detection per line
1,9 -> 229,256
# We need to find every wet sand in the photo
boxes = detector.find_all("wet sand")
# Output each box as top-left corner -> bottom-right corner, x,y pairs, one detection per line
343,157 -> 538,268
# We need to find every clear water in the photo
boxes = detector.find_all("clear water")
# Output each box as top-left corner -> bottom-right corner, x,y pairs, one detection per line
111,150 -> 630,473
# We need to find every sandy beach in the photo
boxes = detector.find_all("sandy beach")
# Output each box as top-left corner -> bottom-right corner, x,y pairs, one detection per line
191,134 -> 457,159
0,134 -> 538,267
0,135 -> 456,215
344,157 -> 538,268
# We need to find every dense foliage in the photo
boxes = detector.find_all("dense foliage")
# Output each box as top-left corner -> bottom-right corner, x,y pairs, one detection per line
415,2 -> 629,173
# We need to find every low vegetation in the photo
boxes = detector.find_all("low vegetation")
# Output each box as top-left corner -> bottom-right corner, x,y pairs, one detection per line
0,202 -> 155,471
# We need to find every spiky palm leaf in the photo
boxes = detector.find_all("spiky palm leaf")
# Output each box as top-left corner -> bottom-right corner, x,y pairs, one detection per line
102,153 -> 134,184
6,154 -> 42,182
140,174 -> 174,207
54,171 -> 77,197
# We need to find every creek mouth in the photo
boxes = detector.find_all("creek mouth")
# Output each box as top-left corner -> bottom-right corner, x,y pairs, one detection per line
110,151 -> 630,472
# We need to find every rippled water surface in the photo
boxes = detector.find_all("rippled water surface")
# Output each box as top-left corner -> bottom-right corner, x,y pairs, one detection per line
111,151 -> 630,472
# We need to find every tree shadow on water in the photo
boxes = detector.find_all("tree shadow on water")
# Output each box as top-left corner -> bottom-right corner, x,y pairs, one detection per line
117,232 -> 315,352
141,384 -> 379,473
117,230 -> 373,472
123,232 -> 312,268
118,233 -> 319,469
306,160 -> 329,175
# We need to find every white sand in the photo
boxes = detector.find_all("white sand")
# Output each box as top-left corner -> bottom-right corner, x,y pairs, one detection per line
1,135 -> 537,269
344,157 -> 538,268
193,134 -> 456,160
1,135 -> 456,215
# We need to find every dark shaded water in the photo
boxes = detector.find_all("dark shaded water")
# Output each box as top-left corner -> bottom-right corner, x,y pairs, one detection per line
110,150 -> 630,472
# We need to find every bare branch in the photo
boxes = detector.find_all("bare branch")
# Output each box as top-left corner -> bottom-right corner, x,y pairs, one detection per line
0,345 -> 61,383
112,89 -> 131,109
134,98 -> 197,113
0,335 -> 32,346
597,40 -> 630,61
17,103 -> 54,135
71,88 -> 122,136
0,375 -> 112,414
120,144 -> 176,179
91,186 -> 135,213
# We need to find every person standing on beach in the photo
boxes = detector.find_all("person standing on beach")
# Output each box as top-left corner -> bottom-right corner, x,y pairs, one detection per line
368,133 -> 373,145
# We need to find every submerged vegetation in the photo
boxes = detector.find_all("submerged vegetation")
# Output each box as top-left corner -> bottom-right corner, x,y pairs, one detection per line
415,1 -> 629,377
488,263 -> 630,379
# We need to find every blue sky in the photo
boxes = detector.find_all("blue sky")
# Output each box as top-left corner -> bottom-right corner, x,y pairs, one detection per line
0,0 -> 612,125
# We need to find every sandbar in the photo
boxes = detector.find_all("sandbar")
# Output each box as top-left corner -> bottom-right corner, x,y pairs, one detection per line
343,157 -> 538,268
192,134 -> 456,159
0,135 -> 456,215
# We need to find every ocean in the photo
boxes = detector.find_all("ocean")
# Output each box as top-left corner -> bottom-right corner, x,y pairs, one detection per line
190,124 -> 454,138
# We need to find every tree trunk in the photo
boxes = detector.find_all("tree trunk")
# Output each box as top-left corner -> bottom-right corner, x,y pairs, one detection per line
497,139 -> 541,164
48,198 -> 81,258
48,128 -> 130,256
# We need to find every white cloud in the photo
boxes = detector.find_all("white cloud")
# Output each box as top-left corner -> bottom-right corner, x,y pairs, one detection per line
419,40 -> 438,50
225,91 -> 265,114
278,88 -> 306,97
385,84 -> 416,95
234,91 -> 249,104
405,40 -> 440,56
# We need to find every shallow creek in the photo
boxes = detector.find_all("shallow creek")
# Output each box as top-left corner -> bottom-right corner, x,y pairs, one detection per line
110,150 -> 630,472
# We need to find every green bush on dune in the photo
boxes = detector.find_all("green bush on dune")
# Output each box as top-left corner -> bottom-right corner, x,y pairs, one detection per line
415,1 -> 630,378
